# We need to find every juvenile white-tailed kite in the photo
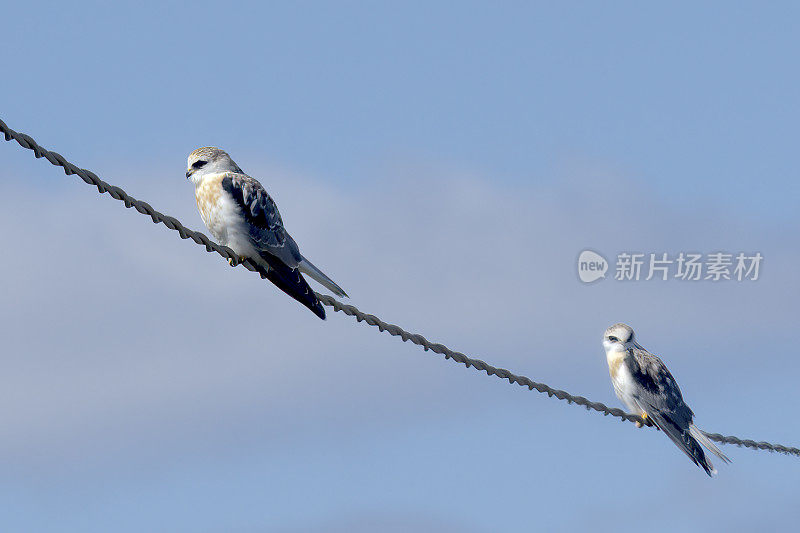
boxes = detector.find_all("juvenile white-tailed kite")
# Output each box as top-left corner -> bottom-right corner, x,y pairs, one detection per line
602,323 -> 730,476
186,147 -> 347,319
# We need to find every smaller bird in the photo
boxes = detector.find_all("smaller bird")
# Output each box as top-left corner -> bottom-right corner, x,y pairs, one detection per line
186,147 -> 347,319
602,323 -> 730,476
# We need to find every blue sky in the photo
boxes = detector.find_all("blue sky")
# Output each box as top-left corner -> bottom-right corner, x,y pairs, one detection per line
1,2 -> 798,532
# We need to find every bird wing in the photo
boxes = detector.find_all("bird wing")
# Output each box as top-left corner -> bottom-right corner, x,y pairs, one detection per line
645,409 -> 714,475
221,172 -> 325,319
257,255 -> 326,320
627,348 -> 714,475
221,172 -> 302,269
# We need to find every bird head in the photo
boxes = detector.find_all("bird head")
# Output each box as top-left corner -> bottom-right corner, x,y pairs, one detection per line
186,147 -> 243,183
603,323 -> 641,353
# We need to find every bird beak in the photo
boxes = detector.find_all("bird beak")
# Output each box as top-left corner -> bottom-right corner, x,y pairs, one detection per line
186,169 -> 193,179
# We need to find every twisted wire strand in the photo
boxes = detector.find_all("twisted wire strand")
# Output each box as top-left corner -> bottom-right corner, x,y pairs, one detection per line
315,294 -> 800,456
2,117 -> 798,458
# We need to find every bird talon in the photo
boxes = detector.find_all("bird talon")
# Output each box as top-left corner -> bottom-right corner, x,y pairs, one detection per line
228,257 -> 237,267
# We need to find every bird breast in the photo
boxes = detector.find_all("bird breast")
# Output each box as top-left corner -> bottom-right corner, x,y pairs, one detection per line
195,175 -> 259,258
607,350 -> 638,410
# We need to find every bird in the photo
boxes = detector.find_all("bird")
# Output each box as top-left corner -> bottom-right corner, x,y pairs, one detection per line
185,147 -> 347,319
602,323 -> 730,476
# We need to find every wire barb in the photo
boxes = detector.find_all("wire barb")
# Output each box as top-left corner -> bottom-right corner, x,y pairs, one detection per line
2,117 -> 798,458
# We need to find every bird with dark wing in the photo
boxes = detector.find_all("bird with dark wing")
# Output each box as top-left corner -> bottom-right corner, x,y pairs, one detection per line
602,323 -> 730,476
186,147 -> 347,319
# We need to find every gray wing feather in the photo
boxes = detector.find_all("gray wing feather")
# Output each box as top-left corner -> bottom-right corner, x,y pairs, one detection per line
627,348 -> 693,427
627,348 -> 716,476
221,173 -> 302,268
298,256 -> 348,298
647,410 -> 715,476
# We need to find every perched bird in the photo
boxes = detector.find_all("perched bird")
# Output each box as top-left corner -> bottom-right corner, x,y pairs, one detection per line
602,323 -> 730,476
186,147 -> 347,319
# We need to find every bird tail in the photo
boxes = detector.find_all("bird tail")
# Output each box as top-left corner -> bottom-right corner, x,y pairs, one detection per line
649,413 -> 718,476
689,424 -> 731,465
298,256 -> 348,298
257,254 -> 326,320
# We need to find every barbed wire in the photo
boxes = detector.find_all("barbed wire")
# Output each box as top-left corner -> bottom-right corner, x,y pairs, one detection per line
2,117 -> 798,458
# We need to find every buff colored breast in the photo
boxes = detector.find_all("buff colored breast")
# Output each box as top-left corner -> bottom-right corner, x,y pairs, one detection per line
193,173 -> 261,261
195,174 -> 227,242
606,350 -> 644,416
606,350 -> 625,381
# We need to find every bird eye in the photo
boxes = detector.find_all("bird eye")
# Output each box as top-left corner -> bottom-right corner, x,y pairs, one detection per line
192,160 -> 207,169
608,336 -> 619,342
